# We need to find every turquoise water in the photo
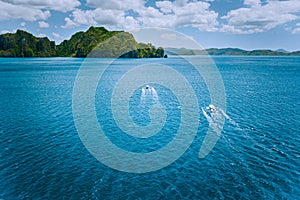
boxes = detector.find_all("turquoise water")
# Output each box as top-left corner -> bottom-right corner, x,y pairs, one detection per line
0,57 -> 299,199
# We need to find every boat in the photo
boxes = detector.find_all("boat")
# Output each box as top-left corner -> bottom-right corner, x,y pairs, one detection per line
145,85 -> 150,89
207,104 -> 217,113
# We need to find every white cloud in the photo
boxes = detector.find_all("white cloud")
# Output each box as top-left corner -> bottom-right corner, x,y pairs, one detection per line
1,0 -> 80,12
86,0 -> 144,11
222,0 -> 300,34
52,32 -> 61,39
0,0 -> 80,22
137,1 -> 218,31
291,22 -> 300,34
39,21 -> 49,28
292,27 -> 300,34
0,1 -> 50,21
61,17 -> 78,28
122,16 -> 140,31
51,32 -> 64,44
62,8 -> 129,29
244,0 -> 261,7
91,9 -> 124,25
2,0 -> 300,39
63,0 -> 219,32
156,1 -> 173,14
70,9 -> 98,26
1,30 -> 10,34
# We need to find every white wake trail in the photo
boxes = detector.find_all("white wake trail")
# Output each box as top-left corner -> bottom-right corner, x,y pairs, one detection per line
151,87 -> 159,102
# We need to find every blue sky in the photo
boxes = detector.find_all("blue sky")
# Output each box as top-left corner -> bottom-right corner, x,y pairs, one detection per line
1,0 -> 300,51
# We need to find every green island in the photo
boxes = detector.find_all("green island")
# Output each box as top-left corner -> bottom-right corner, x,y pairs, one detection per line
1,26 -> 300,57
0,26 -> 165,58
166,47 -> 300,56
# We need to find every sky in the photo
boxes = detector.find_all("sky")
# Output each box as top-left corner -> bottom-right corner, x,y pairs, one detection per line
1,0 -> 300,51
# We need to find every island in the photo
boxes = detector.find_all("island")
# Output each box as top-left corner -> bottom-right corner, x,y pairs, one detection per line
1,26 -> 299,57
165,47 -> 300,56
0,26 -> 165,58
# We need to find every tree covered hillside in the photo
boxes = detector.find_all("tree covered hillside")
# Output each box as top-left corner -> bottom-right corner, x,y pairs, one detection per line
0,30 -> 55,57
0,27 -> 165,58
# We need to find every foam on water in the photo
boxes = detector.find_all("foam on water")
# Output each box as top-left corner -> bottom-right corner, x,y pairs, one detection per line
140,85 -> 159,104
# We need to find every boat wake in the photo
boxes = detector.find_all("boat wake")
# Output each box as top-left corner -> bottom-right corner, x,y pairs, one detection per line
201,105 -> 244,154
202,105 -> 266,163
202,105 -> 241,132
140,85 -> 159,104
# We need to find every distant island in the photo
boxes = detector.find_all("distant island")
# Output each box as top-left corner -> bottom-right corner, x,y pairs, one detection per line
0,26 -> 165,58
1,26 -> 299,58
166,47 -> 300,56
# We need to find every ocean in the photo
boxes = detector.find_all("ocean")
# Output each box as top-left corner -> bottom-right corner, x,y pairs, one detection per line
0,56 -> 299,199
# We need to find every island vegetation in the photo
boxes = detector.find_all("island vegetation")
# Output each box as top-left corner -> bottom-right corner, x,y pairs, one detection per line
1,27 -> 299,57
165,47 -> 300,56
0,26 -> 165,58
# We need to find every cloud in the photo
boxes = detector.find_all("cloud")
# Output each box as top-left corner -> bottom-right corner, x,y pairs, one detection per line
151,0 -> 219,31
156,1 -> 173,14
63,0 -> 219,32
0,1 -> 50,21
62,7 -> 136,29
85,0 -> 144,11
122,16 -> 140,31
39,21 -> 49,28
222,0 -> 300,34
291,27 -> 300,34
244,0 -> 261,7
0,0 -> 80,22
2,0 -> 300,38
0,0 -> 80,12
63,8 -> 122,28
61,17 -> 78,28
52,32 -> 61,39
1,30 -> 10,34
291,22 -> 300,34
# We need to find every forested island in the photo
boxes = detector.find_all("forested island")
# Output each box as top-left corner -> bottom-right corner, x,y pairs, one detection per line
0,26 -> 165,58
166,47 -> 300,56
1,26 -> 299,58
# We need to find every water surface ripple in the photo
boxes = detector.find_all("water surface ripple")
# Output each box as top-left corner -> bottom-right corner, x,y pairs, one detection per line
0,57 -> 299,199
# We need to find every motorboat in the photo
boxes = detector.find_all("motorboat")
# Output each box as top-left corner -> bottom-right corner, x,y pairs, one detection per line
207,104 -> 217,113
145,85 -> 150,89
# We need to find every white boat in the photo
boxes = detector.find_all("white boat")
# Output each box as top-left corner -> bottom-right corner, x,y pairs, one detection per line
207,104 -> 217,113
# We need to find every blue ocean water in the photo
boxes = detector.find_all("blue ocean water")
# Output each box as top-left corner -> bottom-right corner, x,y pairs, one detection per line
0,57 -> 299,199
